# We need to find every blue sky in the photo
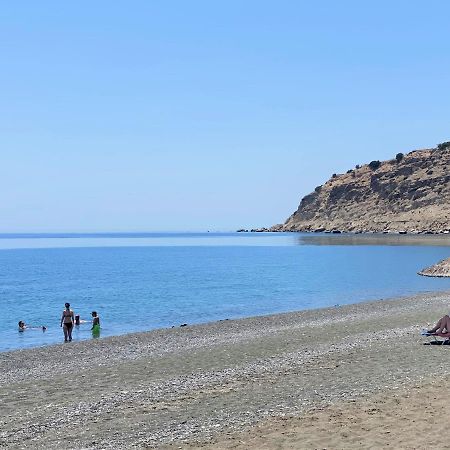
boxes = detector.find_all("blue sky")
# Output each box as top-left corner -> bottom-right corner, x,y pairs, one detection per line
1,1 -> 449,232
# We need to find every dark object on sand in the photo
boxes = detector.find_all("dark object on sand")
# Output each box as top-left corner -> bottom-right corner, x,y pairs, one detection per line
423,340 -> 450,345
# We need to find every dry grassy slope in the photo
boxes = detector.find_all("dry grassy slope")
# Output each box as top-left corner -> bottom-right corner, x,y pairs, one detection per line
273,147 -> 450,233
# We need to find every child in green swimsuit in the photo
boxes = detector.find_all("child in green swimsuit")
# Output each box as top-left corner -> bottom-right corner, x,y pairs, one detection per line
91,311 -> 100,337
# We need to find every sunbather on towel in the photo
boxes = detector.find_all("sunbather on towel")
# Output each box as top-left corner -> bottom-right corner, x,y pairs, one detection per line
424,314 -> 450,337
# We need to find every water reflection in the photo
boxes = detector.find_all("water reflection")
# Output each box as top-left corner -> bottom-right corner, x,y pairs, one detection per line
296,233 -> 450,246
0,232 -> 449,250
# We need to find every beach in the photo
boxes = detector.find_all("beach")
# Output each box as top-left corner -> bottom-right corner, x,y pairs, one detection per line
1,291 -> 450,449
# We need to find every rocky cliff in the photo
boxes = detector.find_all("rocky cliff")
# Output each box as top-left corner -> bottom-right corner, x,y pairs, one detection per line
272,143 -> 450,233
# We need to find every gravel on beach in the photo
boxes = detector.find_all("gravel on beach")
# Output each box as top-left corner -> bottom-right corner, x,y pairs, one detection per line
1,291 -> 450,449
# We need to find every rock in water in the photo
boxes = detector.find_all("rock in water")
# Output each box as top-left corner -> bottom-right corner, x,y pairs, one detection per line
418,258 -> 450,277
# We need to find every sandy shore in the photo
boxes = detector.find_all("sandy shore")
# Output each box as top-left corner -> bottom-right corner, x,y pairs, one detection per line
1,291 -> 450,449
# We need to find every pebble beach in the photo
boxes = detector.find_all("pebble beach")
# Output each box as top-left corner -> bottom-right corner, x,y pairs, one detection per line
2,291 -> 450,449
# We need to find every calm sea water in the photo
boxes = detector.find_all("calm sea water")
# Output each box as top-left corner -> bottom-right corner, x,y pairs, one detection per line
1,232 -> 450,352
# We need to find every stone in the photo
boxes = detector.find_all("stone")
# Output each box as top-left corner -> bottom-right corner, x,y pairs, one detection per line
418,258 -> 450,277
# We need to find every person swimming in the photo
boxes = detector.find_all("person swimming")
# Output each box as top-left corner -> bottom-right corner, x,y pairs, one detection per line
60,302 -> 75,342
18,321 -> 46,332
74,315 -> 88,325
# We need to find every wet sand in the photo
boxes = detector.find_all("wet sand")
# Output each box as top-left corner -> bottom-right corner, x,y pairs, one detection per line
1,291 -> 450,449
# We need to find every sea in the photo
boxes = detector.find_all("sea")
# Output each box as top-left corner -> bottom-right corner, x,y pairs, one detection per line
1,232 -> 450,352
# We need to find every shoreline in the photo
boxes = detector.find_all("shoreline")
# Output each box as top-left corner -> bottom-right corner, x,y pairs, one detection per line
4,288 -> 450,355
2,231 -> 450,355
2,290 -> 450,448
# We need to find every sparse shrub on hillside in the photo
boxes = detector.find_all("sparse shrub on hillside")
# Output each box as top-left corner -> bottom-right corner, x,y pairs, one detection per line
332,173 -> 337,178
355,164 -> 360,169
346,169 -> 353,174
315,185 -> 322,193
395,152 -> 404,162
368,160 -> 381,170
437,141 -> 450,151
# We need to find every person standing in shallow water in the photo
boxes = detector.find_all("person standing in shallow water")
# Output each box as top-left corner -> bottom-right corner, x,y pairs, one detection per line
91,311 -> 100,338
60,302 -> 75,342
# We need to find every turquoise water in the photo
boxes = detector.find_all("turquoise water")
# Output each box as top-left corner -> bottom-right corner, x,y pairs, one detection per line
1,232 -> 450,352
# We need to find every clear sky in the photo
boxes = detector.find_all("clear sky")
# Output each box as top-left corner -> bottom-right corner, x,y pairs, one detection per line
1,1 -> 450,232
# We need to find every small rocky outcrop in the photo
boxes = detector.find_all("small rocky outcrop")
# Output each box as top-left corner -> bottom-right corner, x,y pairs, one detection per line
418,258 -> 450,277
272,143 -> 450,233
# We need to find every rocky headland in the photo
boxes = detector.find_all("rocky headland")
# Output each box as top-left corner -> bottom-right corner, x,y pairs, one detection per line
269,142 -> 450,233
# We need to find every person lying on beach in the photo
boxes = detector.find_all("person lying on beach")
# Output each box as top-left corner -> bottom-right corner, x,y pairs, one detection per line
60,302 -> 75,342
423,314 -> 450,337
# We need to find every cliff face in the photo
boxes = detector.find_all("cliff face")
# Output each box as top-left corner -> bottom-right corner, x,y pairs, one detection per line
273,145 -> 450,233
